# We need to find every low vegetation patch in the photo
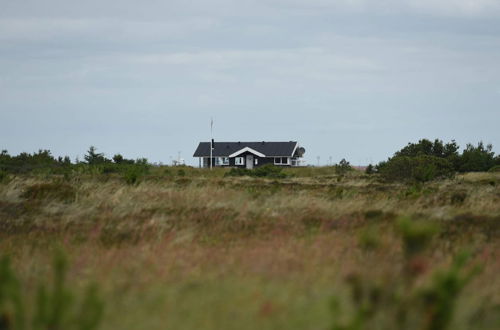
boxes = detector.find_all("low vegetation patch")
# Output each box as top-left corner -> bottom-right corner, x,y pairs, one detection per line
21,183 -> 76,203
225,164 -> 287,178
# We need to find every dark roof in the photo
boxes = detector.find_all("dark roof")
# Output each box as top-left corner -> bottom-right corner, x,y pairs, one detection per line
193,141 -> 298,157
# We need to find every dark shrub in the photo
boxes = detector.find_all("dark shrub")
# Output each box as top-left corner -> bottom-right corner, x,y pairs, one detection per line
112,154 -> 124,164
0,170 -> 7,183
365,164 -> 374,175
21,183 -> 76,203
84,146 -> 109,165
101,163 -> 120,174
459,142 -> 495,172
379,155 -> 454,183
488,165 -> 500,173
395,139 -> 459,159
253,164 -> 287,178
335,158 -> 352,175
225,164 -> 287,178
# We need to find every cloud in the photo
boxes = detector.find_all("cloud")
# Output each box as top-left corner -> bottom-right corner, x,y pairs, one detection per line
0,17 -> 218,42
1,0 -> 499,164
266,0 -> 500,17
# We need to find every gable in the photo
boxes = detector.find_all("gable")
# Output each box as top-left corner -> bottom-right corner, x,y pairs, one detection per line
229,147 -> 266,158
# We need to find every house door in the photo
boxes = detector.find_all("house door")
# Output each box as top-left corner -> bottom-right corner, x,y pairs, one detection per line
246,155 -> 254,169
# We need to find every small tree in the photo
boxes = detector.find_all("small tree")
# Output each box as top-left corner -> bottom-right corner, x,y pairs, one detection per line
112,154 -> 124,164
365,164 -> 374,175
84,146 -> 107,165
335,158 -> 352,175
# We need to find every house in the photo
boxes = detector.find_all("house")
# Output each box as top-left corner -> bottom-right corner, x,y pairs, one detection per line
193,141 -> 305,169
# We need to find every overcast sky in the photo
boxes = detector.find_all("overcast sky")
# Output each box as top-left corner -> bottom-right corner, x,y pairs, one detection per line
1,0 -> 499,165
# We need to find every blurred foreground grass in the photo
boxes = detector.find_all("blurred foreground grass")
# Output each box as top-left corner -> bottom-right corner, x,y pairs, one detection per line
0,169 -> 499,330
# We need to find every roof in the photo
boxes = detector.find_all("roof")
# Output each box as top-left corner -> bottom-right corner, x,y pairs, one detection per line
193,141 -> 298,157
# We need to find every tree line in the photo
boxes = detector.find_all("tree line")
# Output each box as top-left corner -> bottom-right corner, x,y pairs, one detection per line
0,146 -> 149,177
1,140 -> 499,183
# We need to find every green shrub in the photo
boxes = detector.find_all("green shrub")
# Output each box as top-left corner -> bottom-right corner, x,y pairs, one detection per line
420,252 -> 480,330
0,256 -> 24,330
123,167 -> 140,185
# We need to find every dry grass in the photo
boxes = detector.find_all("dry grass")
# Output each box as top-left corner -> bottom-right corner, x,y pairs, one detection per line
0,170 -> 499,330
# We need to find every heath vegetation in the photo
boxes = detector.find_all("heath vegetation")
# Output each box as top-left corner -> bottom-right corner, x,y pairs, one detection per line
0,141 -> 499,330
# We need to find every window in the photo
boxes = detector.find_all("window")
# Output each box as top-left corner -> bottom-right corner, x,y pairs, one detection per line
235,157 -> 244,165
274,157 -> 289,165
216,157 -> 229,166
254,158 -> 258,165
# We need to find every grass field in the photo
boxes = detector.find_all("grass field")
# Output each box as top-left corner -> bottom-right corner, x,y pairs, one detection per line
1,168 -> 499,330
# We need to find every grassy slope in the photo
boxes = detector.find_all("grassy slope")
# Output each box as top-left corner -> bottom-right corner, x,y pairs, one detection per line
1,169 -> 499,330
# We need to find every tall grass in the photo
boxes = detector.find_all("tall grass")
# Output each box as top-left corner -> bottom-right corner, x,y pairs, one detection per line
0,170 -> 499,330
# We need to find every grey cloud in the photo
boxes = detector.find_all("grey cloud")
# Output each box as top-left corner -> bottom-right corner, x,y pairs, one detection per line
1,0 -> 499,165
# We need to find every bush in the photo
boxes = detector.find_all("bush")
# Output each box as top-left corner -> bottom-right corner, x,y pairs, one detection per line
335,158 -> 352,175
225,164 -> 287,179
21,183 -> 76,203
379,155 -> 454,183
459,142 -> 495,172
123,166 -> 143,185
396,139 -> 459,159
0,170 -> 7,183
488,165 -> 500,173
365,164 -> 374,175
225,168 -> 252,177
253,164 -> 287,178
